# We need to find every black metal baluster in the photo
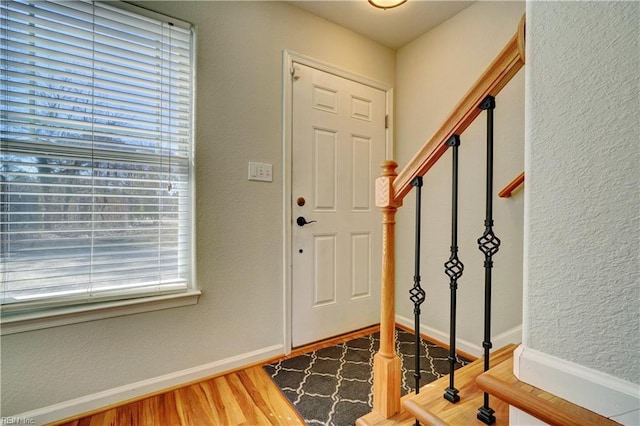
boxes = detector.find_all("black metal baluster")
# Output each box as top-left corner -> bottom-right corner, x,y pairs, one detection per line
476,95 -> 501,425
409,177 -> 425,414
443,135 -> 463,404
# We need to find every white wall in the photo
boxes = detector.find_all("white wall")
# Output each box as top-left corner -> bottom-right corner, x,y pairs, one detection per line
515,3 -> 639,422
525,1 -> 639,385
0,1 -> 395,417
394,1 -> 525,355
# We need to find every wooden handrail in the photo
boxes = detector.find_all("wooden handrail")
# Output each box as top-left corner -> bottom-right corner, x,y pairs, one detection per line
393,14 -> 526,203
477,353 -> 620,426
498,172 -> 525,198
367,15 -> 526,422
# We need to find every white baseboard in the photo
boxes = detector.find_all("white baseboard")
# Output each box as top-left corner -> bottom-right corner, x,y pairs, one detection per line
16,344 -> 285,425
510,406 -> 548,425
514,345 -> 640,425
395,314 -> 522,358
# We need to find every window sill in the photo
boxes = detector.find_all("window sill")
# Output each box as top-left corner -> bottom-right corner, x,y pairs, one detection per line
0,290 -> 202,335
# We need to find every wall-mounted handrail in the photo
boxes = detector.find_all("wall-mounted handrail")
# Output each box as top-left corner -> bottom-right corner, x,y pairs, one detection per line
392,15 -> 526,204
498,172 -> 525,198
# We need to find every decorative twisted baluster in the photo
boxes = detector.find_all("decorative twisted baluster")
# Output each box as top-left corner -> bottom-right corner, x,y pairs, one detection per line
443,134 -> 463,404
476,95 -> 501,425
409,176 -> 425,414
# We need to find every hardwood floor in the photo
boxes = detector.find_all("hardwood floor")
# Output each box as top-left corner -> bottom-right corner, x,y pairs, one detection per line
51,325 -> 380,426
53,366 -> 304,426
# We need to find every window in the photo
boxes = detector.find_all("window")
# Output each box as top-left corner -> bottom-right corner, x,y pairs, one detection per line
1,0 -> 196,325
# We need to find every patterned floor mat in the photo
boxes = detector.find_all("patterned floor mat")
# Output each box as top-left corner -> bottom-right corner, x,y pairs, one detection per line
263,328 -> 470,425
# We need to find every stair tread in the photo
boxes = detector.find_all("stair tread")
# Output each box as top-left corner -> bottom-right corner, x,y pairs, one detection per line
357,344 -> 516,426
477,355 -> 620,426
355,394 -> 425,426
402,344 -> 516,425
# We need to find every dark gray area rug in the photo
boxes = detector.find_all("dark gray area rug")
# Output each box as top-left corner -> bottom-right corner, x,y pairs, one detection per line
263,328 -> 470,425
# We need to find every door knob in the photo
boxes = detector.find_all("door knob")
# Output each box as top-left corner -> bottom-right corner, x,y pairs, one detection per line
296,216 -> 317,227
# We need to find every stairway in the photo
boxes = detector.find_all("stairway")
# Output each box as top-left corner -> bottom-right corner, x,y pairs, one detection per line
356,345 -> 514,426
476,351 -> 620,426
402,345 -> 514,426
357,343 -> 620,426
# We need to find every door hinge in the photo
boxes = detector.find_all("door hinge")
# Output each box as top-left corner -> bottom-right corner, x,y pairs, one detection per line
291,65 -> 301,81
385,114 -> 389,129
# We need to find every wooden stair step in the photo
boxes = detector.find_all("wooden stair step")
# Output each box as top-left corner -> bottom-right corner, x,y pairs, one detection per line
477,354 -> 620,426
356,393 -> 431,426
402,344 -> 516,425
356,344 -> 516,426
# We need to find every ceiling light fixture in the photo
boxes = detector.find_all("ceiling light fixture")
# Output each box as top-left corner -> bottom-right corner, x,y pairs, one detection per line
368,0 -> 407,10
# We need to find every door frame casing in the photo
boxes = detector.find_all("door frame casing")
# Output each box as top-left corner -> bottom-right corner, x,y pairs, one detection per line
281,50 -> 394,353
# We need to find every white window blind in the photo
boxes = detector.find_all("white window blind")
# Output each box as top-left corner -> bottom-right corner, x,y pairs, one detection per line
0,0 -> 195,314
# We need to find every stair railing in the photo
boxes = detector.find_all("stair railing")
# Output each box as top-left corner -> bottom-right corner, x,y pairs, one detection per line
443,134 -> 463,404
476,94 -> 501,424
409,176 -> 424,426
369,14 -> 525,423
498,172 -> 525,198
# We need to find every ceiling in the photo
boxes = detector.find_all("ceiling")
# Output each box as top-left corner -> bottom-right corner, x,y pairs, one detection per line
288,1 -> 475,49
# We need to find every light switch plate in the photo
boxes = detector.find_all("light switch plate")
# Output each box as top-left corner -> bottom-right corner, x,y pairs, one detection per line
248,162 -> 273,182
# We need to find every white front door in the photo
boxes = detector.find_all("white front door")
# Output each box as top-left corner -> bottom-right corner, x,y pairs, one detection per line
291,63 -> 386,347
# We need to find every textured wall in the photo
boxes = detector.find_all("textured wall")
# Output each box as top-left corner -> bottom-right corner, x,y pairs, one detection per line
0,2 -> 395,415
525,1 -> 640,383
395,1 -> 525,352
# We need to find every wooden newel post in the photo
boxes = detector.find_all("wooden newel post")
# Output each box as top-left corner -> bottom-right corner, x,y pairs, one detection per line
373,160 -> 402,418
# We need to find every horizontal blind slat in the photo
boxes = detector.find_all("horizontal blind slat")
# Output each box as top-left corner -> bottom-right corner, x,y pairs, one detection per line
1,0 -> 194,314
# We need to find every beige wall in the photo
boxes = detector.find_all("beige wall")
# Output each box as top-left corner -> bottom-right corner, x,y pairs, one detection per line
0,1 -> 395,415
394,1 -> 526,354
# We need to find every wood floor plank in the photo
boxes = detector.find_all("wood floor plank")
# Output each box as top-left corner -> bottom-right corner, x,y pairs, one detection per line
174,383 -> 220,425
199,378 -> 233,425
157,393 -> 183,425
223,373 -> 265,425
84,408 -> 117,426
119,397 -> 172,426
240,366 -> 306,425
236,369 -> 277,425
205,376 -> 252,425
114,399 -> 145,426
